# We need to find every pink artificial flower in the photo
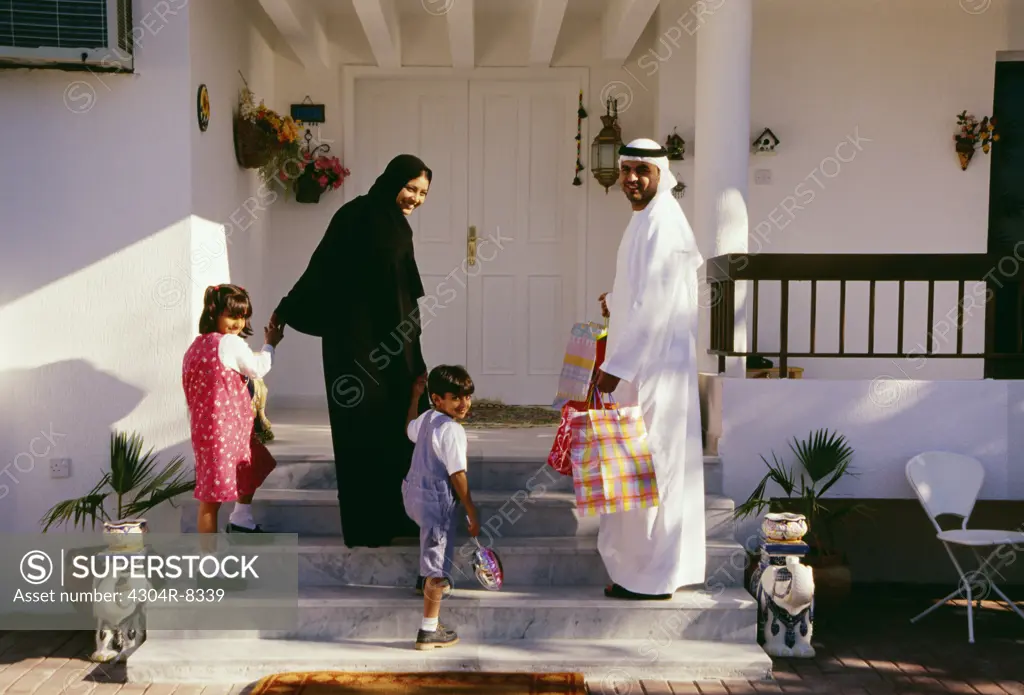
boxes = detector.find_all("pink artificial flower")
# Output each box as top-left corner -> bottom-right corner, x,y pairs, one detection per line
319,176 -> 329,187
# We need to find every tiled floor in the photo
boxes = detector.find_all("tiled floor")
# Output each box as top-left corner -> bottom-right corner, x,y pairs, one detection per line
636,585 -> 1024,695
1,585 -> 1021,694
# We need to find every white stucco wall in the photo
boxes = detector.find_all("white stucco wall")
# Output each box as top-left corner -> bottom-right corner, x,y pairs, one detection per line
719,377 -> 1024,518
718,375 -> 1024,581
0,0 -> 276,533
0,0 -> 196,534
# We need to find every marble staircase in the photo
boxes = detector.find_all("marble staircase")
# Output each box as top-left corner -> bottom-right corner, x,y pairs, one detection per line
128,412 -> 772,685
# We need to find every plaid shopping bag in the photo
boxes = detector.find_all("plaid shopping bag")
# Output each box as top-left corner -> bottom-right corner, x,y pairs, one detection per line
552,322 -> 607,407
547,335 -> 608,476
568,392 -> 659,516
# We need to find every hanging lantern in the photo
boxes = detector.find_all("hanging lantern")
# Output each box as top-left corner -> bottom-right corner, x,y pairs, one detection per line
590,97 -> 623,193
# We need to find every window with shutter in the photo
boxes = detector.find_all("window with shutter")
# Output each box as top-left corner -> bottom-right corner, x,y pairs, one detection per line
0,0 -> 133,72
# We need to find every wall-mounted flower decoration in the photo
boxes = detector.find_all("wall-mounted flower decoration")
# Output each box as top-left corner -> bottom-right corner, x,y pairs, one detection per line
954,110 -> 998,170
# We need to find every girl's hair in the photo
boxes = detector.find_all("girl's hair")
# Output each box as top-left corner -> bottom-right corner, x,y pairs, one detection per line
428,364 -> 474,399
198,284 -> 253,337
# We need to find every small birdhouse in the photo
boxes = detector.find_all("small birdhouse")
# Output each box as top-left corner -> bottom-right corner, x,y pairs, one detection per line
665,129 -> 685,161
752,128 -> 780,155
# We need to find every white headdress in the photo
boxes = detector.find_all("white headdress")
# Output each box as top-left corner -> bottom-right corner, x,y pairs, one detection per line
616,137 -> 702,264
616,137 -> 679,197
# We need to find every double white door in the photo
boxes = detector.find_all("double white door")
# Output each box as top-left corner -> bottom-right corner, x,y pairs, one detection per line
353,77 -> 583,405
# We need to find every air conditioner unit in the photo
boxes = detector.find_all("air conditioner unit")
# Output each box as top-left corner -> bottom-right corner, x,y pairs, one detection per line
0,0 -> 134,73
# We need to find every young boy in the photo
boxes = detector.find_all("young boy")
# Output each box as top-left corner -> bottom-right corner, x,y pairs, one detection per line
403,364 -> 481,650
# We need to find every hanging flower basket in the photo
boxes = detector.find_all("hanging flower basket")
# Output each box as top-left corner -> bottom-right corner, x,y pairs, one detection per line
234,85 -> 302,181
233,116 -> 278,169
953,110 -> 998,171
955,140 -> 975,171
291,154 -> 351,204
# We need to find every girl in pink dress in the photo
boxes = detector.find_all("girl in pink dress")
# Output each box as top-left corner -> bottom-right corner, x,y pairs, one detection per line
182,284 -> 284,537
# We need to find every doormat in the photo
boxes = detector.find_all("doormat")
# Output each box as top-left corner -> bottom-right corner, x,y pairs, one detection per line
463,399 -> 561,429
248,671 -> 586,694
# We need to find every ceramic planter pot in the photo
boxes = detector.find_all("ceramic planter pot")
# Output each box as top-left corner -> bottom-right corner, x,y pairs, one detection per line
761,512 -> 809,542
103,518 -> 147,553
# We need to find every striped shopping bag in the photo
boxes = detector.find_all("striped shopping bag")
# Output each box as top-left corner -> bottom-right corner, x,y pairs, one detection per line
552,322 -> 607,407
568,392 -> 659,516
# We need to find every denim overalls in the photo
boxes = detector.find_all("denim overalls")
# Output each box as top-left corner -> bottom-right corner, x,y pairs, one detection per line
402,411 -> 461,578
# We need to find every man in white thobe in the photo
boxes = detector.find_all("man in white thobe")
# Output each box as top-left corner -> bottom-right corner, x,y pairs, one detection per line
594,138 -> 706,599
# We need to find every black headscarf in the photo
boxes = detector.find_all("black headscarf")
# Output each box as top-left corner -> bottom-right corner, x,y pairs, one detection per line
274,154 -> 432,379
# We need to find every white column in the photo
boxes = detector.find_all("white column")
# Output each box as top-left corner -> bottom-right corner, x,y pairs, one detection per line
694,0 -> 752,377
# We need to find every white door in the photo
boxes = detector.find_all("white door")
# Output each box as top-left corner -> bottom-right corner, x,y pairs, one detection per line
354,77 -> 582,405
467,80 -> 581,404
353,79 -> 470,372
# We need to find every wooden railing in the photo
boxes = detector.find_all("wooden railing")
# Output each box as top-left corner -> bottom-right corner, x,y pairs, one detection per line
705,253 -> 1024,378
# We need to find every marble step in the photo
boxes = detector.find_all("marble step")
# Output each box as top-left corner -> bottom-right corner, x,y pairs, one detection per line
180,490 -> 737,540
144,584 -> 758,642
263,453 -> 725,496
295,536 -> 749,588
127,636 -> 774,685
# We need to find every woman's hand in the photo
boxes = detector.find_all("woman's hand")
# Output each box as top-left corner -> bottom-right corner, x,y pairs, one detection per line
412,374 -> 428,397
265,321 -> 285,347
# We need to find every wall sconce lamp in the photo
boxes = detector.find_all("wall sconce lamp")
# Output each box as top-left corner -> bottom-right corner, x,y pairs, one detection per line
591,97 -> 623,193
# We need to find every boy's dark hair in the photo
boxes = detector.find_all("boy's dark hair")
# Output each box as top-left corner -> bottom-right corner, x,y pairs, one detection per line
427,365 -> 474,399
199,284 -> 253,337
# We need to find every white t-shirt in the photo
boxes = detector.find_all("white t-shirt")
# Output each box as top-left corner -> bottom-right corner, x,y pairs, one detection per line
218,333 -> 274,379
406,410 -> 468,477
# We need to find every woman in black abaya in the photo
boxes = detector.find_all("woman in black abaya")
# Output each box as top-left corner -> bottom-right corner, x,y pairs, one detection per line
270,154 -> 432,548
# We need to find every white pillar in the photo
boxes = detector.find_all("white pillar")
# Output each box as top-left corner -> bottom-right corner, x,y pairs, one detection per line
694,0 -> 752,377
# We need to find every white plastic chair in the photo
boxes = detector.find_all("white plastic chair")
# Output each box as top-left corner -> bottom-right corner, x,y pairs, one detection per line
905,451 -> 1024,643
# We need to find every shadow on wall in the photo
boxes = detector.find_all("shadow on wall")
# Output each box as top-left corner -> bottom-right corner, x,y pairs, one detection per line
0,360 -> 146,532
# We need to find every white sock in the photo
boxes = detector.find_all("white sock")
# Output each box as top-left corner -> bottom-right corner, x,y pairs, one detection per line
421,617 -> 438,632
229,503 -> 255,529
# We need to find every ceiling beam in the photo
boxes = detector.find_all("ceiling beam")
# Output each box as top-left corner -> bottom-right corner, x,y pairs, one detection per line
352,0 -> 402,69
445,0 -> 475,69
257,0 -> 331,70
602,0 -> 660,66
528,0 -> 568,67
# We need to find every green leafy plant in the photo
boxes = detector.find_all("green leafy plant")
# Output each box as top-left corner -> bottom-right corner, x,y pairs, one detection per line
734,428 -> 870,558
40,431 -> 194,531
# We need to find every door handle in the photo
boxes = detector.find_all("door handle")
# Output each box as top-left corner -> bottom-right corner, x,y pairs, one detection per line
467,225 -> 477,266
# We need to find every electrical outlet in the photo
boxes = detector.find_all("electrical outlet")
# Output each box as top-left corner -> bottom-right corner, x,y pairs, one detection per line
754,169 -> 772,185
49,459 -> 70,479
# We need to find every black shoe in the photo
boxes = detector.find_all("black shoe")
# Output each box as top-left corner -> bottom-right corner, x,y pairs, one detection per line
415,575 -> 453,597
226,522 -> 264,533
414,623 -> 459,650
604,583 -> 672,600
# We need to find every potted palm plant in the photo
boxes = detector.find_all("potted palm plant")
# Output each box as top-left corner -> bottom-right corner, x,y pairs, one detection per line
39,431 -> 195,662
41,430 -> 194,537
734,428 -> 869,606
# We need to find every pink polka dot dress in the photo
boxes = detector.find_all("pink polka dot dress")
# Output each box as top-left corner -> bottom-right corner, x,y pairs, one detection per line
183,332 -> 253,503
